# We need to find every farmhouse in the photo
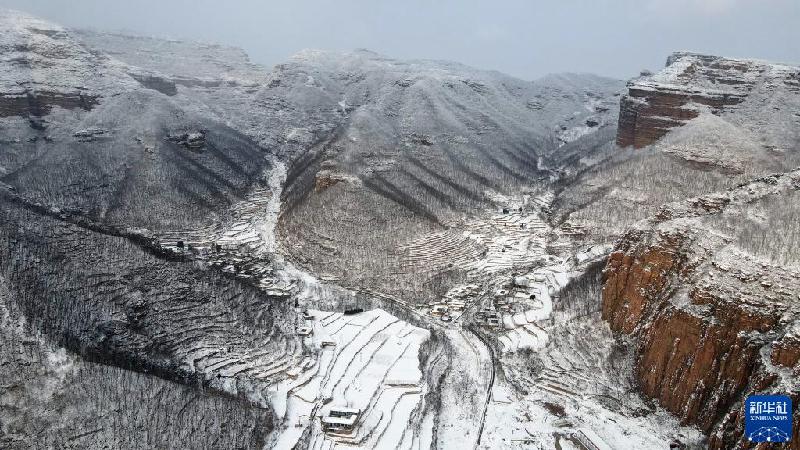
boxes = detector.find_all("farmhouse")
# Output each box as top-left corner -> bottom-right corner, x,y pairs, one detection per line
321,407 -> 361,434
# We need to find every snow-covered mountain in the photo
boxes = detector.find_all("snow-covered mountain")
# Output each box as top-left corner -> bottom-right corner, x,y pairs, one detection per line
596,53 -> 800,449
1,8 -> 798,450
71,19 -> 625,308
553,52 -> 800,243
0,10 -> 627,449
604,170 -> 800,449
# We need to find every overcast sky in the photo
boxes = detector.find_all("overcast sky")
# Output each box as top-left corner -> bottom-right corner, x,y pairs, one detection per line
1,0 -> 798,80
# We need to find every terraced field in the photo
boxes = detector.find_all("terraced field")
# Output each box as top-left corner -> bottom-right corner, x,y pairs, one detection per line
265,309 -> 431,449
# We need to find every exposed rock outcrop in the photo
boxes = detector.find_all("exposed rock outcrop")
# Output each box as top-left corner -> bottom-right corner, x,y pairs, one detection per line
773,335 -> 800,370
313,169 -> 353,192
130,72 -> 178,96
167,130 -> 207,150
602,170 -> 800,448
0,11 -> 135,119
616,52 -> 798,148
0,90 -> 99,117
557,52 -> 800,244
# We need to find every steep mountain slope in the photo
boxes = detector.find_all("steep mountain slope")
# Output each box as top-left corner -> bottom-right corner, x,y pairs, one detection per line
553,52 -> 800,243
268,52 -> 622,303
590,53 -> 800,449
0,273 -> 270,450
603,171 -> 800,449
0,12 -> 270,231
0,10 -> 631,449
617,52 -> 800,152
0,11 -> 294,447
73,30 -> 623,307
3,8 -> 797,450
78,23 -> 625,304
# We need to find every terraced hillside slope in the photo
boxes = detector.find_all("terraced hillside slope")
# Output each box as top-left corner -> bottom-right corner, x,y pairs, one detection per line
2,8 -> 798,450
0,270 -> 271,450
1,10 -> 643,449
0,11 -> 312,447
268,52 -> 622,303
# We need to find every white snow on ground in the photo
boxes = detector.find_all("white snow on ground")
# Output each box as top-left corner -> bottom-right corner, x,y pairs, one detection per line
264,309 -> 431,450
256,162 -> 287,253
0,10 -> 136,94
480,309 -> 707,449
157,161 -> 283,255
638,53 -> 800,169
479,375 -> 704,450
498,322 -> 549,353
156,170 -> 706,448
216,161 -> 286,254
153,156 -> 442,449
557,124 -> 593,146
643,52 -> 770,93
462,191 -> 554,275
655,109 -> 764,173
419,191 -> 581,353
404,190 -> 707,448
4,17 -> 763,448
434,328 -> 494,449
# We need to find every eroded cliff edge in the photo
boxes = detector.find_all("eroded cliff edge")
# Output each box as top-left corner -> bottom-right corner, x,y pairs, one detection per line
602,171 -> 800,449
617,52 -> 800,150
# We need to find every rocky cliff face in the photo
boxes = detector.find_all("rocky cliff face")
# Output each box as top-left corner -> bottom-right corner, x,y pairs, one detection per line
556,51 -> 800,246
602,171 -> 800,449
616,52 -> 800,149
0,13 -> 135,118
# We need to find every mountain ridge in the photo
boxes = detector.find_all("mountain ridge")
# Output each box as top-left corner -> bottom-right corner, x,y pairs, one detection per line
1,9 -> 797,450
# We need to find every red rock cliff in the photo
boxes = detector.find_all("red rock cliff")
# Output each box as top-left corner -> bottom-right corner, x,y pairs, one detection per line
616,52 -> 763,148
602,171 -> 800,449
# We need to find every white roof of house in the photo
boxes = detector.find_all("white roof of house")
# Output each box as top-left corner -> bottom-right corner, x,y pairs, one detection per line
322,415 -> 358,425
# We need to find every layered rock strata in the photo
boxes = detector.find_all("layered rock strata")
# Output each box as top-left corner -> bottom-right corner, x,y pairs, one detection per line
616,52 -> 795,148
602,170 -> 800,448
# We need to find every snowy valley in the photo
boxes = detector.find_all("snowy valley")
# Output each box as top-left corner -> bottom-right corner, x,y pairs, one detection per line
0,9 -> 798,450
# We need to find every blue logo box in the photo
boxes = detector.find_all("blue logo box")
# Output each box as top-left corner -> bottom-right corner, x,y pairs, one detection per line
745,395 -> 792,443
